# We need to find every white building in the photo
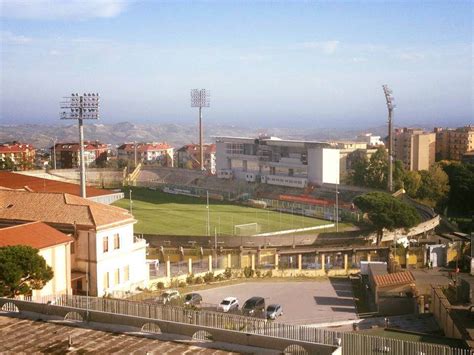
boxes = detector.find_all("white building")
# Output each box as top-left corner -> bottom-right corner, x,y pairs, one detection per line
0,221 -> 73,300
215,136 -> 340,187
0,190 -> 148,298
356,133 -> 385,147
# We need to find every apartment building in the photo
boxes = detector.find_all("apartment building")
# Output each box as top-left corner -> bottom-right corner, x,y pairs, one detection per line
0,190 -> 148,298
393,128 -> 436,171
0,222 -> 73,300
333,141 -> 368,178
0,142 -> 36,170
176,143 -> 216,174
215,136 -> 340,187
53,141 -> 109,168
434,126 -> 474,161
117,142 -> 174,167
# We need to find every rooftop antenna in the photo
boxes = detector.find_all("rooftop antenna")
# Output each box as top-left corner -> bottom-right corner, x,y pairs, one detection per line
191,89 -> 210,171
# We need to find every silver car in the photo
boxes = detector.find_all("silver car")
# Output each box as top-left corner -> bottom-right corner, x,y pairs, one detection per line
266,304 -> 283,320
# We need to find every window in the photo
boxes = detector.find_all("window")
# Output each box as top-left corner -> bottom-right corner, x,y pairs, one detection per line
103,236 -> 109,253
114,233 -> 120,250
114,268 -> 120,285
70,241 -> 75,254
124,265 -> 129,282
103,272 -> 109,289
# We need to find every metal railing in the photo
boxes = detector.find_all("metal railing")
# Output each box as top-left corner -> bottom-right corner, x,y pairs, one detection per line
4,294 -> 471,355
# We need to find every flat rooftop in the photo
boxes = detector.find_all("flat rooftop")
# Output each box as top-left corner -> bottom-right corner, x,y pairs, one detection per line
0,315 -> 237,354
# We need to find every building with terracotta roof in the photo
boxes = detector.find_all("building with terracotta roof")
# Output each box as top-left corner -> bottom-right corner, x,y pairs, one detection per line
0,221 -> 73,300
53,141 -> 109,168
368,263 -> 417,316
0,190 -> 148,297
0,142 -> 36,170
176,143 -> 216,174
0,171 -> 124,205
117,142 -> 173,167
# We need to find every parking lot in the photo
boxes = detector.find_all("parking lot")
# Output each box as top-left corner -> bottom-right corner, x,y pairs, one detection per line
195,278 -> 357,325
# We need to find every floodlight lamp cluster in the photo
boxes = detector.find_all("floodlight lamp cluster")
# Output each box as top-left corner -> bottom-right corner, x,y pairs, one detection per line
382,85 -> 396,111
60,93 -> 100,119
191,89 -> 210,108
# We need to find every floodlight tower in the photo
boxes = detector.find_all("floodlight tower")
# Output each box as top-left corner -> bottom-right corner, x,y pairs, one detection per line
191,89 -> 210,171
382,85 -> 395,192
60,93 -> 100,198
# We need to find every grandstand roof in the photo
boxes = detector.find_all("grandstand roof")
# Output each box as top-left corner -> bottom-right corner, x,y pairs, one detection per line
0,171 -> 114,197
177,143 -> 216,154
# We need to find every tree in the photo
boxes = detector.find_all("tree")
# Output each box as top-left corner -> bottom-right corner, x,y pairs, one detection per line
354,192 -> 420,244
403,170 -> 422,197
0,157 -> 15,171
366,147 -> 388,189
0,245 -> 53,297
416,163 -> 450,209
349,155 -> 369,186
442,161 -> 474,216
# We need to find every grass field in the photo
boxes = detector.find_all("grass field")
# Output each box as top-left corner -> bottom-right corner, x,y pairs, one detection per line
113,187 -> 335,236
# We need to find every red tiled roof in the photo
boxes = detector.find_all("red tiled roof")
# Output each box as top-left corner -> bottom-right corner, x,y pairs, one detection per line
0,221 -> 72,249
0,143 -> 35,153
0,190 -> 134,230
54,142 -> 108,152
0,171 -> 114,197
373,271 -> 415,288
118,142 -> 171,153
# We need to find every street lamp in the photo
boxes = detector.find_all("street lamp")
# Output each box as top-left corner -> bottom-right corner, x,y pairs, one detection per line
191,89 -> 210,171
60,93 -> 100,198
382,85 -> 395,192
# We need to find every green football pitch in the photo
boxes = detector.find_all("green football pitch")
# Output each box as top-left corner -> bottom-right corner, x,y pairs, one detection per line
113,187 -> 334,236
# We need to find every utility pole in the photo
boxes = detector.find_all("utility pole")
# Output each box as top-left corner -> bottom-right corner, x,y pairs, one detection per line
382,85 -> 395,192
60,93 -> 100,198
129,189 -> 133,215
191,89 -> 210,171
206,191 -> 210,236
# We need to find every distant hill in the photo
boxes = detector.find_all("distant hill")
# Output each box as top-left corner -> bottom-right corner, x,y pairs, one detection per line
0,121 -> 390,149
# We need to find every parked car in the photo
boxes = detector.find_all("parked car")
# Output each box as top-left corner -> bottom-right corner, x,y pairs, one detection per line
156,290 -> 180,305
218,297 -> 239,312
266,304 -> 283,320
184,293 -> 202,306
242,296 -> 265,316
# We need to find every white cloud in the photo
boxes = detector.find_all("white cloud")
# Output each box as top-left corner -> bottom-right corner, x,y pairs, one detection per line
0,0 -> 129,20
297,40 -> 340,54
0,31 -> 32,44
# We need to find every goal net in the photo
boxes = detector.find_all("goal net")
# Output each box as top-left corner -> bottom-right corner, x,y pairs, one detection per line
234,223 -> 261,236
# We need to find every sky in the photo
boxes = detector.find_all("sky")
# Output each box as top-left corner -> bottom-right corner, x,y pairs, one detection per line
0,0 -> 472,128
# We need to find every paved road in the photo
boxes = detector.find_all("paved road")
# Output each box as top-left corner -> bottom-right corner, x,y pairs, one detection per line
195,279 -> 357,325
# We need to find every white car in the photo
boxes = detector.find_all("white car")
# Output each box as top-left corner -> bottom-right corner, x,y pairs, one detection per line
218,297 -> 239,313
155,290 -> 180,305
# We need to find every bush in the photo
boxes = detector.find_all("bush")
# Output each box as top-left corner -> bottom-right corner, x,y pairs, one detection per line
203,272 -> 215,283
170,278 -> 180,288
186,273 -> 195,284
194,276 -> 204,284
224,267 -> 232,279
255,270 -> 261,278
215,273 -> 224,281
243,266 -> 254,278
265,270 -> 273,278
178,281 -> 187,288
156,282 -> 165,290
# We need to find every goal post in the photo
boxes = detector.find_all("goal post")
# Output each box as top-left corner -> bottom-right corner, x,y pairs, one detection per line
234,222 -> 261,236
